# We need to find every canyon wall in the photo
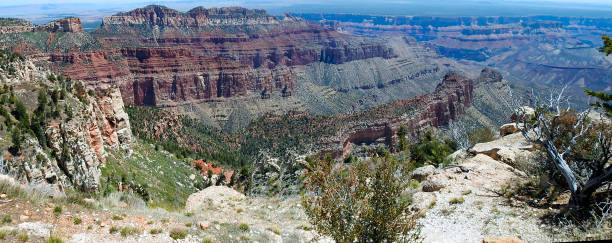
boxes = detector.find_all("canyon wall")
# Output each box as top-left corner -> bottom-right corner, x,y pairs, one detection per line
0,58 -> 132,194
296,13 -> 612,101
1,5 -> 397,107
321,68 -> 487,157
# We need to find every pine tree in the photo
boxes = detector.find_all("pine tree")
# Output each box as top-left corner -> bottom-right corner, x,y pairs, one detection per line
584,35 -> 612,117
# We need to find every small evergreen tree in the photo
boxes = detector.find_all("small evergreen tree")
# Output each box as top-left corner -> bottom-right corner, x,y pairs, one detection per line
410,131 -> 454,167
396,125 -> 408,152
10,127 -> 22,154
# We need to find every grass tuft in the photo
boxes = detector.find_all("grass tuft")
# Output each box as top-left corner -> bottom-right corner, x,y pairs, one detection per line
169,227 -> 187,240
239,223 -> 249,231
449,197 -> 465,204
47,236 -> 64,243
120,226 -> 140,237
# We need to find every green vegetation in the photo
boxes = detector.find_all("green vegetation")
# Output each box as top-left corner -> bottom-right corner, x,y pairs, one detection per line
396,125 -> 409,152
111,215 -> 123,220
449,197 -> 465,204
73,217 -> 82,225
1,215 -> 11,224
302,153 -> 420,242
17,232 -> 28,242
47,236 -> 64,243
126,105 -> 244,166
120,226 -> 140,237
101,140 -> 205,210
600,35 -> 612,56
109,226 -> 119,234
53,206 -> 62,216
169,228 -> 188,240
238,223 -> 249,231
149,228 -> 163,234
410,131 -> 455,167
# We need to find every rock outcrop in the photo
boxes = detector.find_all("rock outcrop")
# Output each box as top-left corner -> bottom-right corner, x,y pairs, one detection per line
185,186 -> 245,212
34,17 -> 83,33
0,58 -> 133,193
0,17 -> 82,34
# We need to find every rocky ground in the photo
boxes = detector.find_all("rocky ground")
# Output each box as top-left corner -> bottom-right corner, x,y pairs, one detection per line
0,127 -> 609,243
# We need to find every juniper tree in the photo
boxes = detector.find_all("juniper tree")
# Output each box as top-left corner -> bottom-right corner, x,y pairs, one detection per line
514,86 -> 611,210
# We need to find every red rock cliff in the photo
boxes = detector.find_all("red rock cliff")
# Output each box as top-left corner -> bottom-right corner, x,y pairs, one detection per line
322,69 -> 481,157
4,5 -> 396,107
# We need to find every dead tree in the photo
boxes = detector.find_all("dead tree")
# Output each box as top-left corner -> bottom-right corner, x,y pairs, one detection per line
514,86 -> 612,210
448,120 -> 471,150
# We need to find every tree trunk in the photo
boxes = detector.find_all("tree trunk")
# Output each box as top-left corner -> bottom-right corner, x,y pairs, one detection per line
568,189 -> 590,210
545,140 -> 579,193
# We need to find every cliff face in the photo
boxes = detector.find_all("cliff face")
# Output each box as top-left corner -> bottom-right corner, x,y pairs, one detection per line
325,70 -> 476,157
0,56 -> 132,194
297,13 -> 612,102
242,69 -> 499,158
35,17 -> 83,33
0,17 -> 82,34
0,6 -> 396,107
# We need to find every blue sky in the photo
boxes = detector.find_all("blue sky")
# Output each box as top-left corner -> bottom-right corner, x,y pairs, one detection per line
1,0 -> 611,24
2,0 -> 612,6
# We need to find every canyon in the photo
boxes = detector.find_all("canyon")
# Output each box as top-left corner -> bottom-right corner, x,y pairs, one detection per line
296,14 -> 612,101
0,5 -> 461,131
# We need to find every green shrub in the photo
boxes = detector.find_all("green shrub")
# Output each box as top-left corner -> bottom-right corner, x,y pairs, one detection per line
239,223 -> 249,231
462,190 -> 472,195
120,226 -> 140,237
53,206 -> 62,216
449,197 -> 465,204
109,226 -> 119,234
169,228 -> 187,240
1,215 -> 11,224
149,228 -> 162,234
73,217 -> 82,225
17,232 -> 28,242
410,131 -> 454,167
47,236 -> 64,243
303,153 -> 420,242
112,215 -> 123,220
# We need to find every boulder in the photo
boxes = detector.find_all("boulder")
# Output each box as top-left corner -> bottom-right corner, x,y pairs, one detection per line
18,222 -> 52,238
411,192 -> 437,211
185,186 -> 245,211
448,149 -> 469,162
422,180 -> 445,192
469,133 -> 533,165
499,123 -> 520,136
198,221 -> 210,230
411,165 -> 436,181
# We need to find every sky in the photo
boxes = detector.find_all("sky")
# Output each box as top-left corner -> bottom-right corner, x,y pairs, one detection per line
1,0 -> 611,25
1,0 -> 612,6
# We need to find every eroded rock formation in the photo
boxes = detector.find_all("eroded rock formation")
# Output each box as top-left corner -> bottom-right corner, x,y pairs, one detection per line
0,59 -> 132,194
323,70 -> 476,157
1,5 -> 397,107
